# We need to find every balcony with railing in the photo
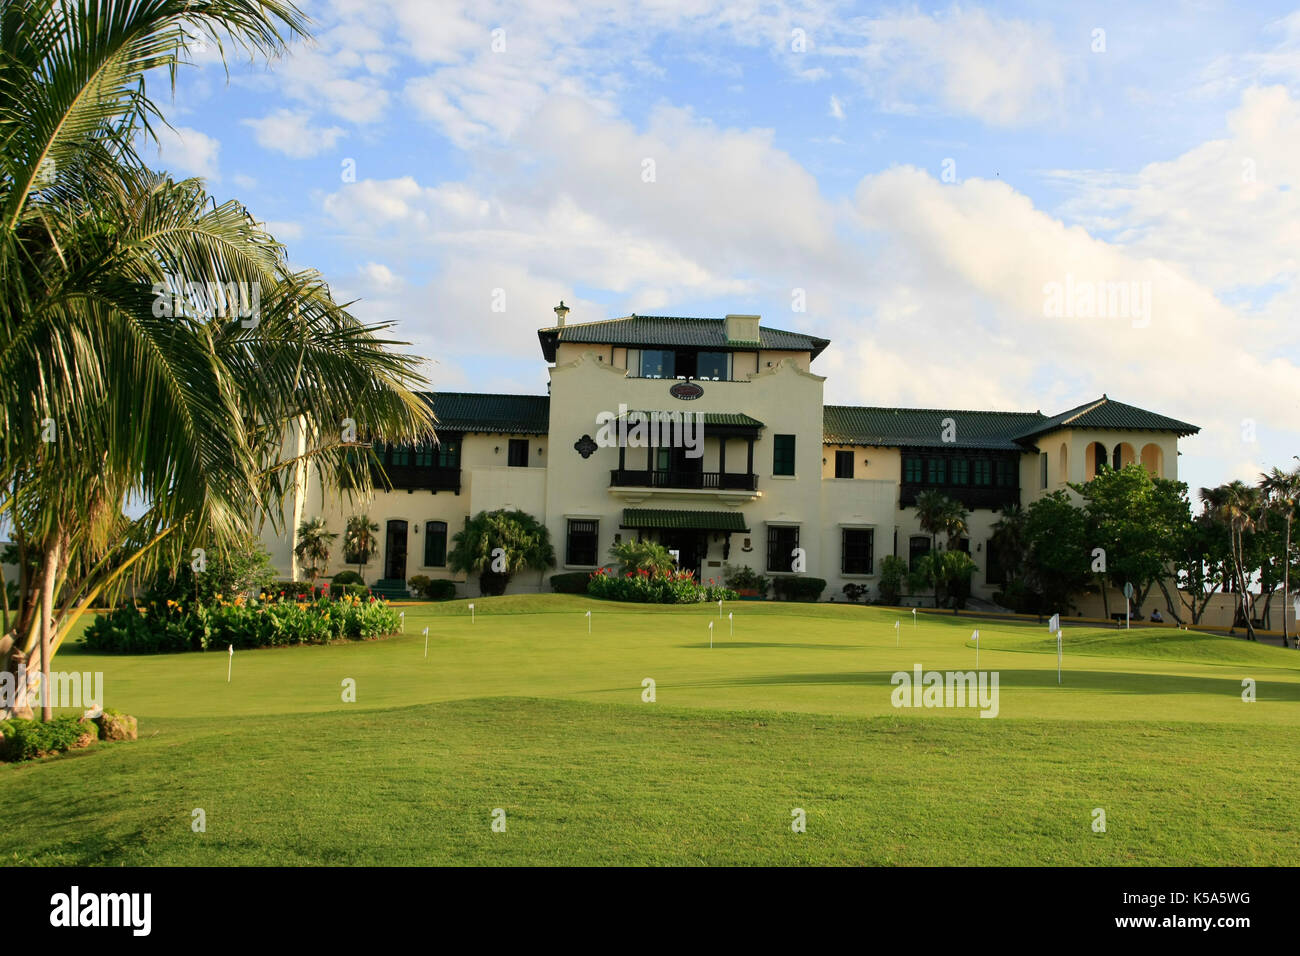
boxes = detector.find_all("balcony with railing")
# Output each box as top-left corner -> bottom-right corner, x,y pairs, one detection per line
610,469 -> 758,491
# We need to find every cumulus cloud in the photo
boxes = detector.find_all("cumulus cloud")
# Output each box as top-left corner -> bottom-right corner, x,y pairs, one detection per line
150,124 -> 221,179
241,110 -> 346,158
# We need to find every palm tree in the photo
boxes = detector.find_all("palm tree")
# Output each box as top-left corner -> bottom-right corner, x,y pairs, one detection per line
449,510 -> 556,596
1260,463 -> 1300,648
1200,482 -> 1262,640
294,518 -> 336,593
0,1 -> 435,719
941,498 -> 970,551
344,515 -> 380,583
914,490 -> 949,553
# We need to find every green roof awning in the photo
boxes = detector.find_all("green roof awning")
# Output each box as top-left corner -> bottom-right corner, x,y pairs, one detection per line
422,392 -> 550,435
620,508 -> 749,532
538,314 -> 830,362
617,410 -> 764,430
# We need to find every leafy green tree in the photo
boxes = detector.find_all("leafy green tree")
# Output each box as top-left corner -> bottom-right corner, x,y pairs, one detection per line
1072,465 -> 1192,619
989,504 -> 1027,592
914,490 -> 949,553
343,515 -> 380,582
294,518 -> 337,592
940,498 -> 970,551
1166,511 -> 1230,627
909,549 -> 978,611
1022,491 -> 1091,616
877,555 -> 908,606
0,1 -> 433,719
448,510 -> 556,596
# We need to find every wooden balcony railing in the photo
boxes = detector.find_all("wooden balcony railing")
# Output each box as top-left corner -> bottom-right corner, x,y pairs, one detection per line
610,469 -> 758,491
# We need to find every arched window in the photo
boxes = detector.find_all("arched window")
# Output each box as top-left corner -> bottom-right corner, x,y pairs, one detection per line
1086,442 -> 1107,480
1140,443 -> 1163,477
1058,442 -> 1069,483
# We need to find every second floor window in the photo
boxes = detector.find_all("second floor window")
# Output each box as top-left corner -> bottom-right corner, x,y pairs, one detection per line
436,439 -> 461,470
508,439 -> 529,467
973,460 -> 992,486
927,458 -> 946,484
835,450 -> 854,478
950,459 -> 969,485
903,457 -> 923,483
640,349 -> 675,378
773,434 -> 796,475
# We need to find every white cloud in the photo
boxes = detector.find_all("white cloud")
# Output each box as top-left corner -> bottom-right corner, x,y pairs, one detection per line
829,94 -> 844,119
831,6 -> 1067,125
150,125 -> 220,179
242,110 -> 346,158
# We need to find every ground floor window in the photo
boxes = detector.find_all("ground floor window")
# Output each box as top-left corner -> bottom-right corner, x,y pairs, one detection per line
985,538 -> 1004,586
424,521 -> 447,567
835,450 -> 854,478
841,528 -> 874,575
909,535 -> 930,571
767,525 -> 800,572
566,519 -> 599,566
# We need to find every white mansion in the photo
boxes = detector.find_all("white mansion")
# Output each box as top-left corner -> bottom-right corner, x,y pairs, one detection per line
261,306 -> 1199,600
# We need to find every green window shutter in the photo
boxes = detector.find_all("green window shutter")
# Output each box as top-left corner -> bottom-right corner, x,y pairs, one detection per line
773,435 -> 796,476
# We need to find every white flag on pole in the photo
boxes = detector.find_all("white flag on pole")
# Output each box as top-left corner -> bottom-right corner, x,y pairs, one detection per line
227,644 -> 233,683
728,611 -> 733,637
895,619 -> 900,646
973,629 -> 980,668
586,609 -> 592,633
423,626 -> 429,658
400,611 -> 405,633
468,602 -> 475,624
1048,613 -> 1060,634
1057,632 -> 1063,685
709,620 -> 714,648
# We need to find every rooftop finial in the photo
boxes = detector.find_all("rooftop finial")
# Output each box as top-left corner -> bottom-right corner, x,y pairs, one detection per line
554,300 -> 570,326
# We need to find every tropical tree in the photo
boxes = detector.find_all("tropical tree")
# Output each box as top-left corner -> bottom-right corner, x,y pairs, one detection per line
910,549 -> 978,611
448,510 -> 556,596
940,498 -> 969,551
1260,463 -> 1300,648
1022,491 -> 1091,617
913,490 -> 949,553
294,518 -> 336,592
609,539 -> 675,576
988,504 -> 1027,591
343,515 -> 380,582
1199,482 -> 1263,640
0,1 -> 434,719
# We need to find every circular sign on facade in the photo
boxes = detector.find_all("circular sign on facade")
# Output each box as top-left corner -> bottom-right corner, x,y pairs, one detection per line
669,381 -> 704,401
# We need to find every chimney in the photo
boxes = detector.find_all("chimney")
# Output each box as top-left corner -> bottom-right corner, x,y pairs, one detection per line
554,300 -> 570,327
725,314 -> 760,344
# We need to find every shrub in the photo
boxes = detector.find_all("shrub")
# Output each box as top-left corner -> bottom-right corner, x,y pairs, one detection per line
723,564 -> 769,597
549,572 -> 591,594
274,580 -> 317,599
772,576 -> 826,602
1,715 -> 93,761
143,534 -> 277,606
588,567 -> 736,604
409,576 -> 456,601
609,539 -> 676,576
83,593 -> 401,653
878,556 -> 908,605
842,582 -> 869,603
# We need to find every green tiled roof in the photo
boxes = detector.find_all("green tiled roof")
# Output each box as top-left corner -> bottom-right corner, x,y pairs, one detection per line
824,396 -> 1200,450
618,410 -> 764,429
424,392 -> 550,435
1012,396 -> 1200,440
824,405 -> 1047,450
539,315 -> 830,361
620,508 -> 750,532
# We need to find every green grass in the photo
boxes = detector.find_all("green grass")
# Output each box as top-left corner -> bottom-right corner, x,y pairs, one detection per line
3,595 -> 1298,865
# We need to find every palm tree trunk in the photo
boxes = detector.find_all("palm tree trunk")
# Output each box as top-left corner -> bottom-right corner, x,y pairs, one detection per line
39,535 -> 64,721
1283,516 -> 1292,649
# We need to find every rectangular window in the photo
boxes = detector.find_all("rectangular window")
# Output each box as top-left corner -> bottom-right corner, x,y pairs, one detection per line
909,535 -> 931,572
414,442 -> 434,467
773,435 -> 796,476
767,525 -> 800,573
390,443 -> 410,467
424,521 -> 447,567
995,459 -> 1016,488
1040,453 -> 1048,489
436,438 -> 461,470
973,460 -> 992,486
566,519 -> 599,567
927,458 -> 946,484
695,351 -> 729,381
842,528 -> 874,575
508,438 -> 529,467
639,349 -> 675,379
903,457 -> 923,483
835,450 -> 855,479
951,459 -> 970,485
655,447 -> 671,472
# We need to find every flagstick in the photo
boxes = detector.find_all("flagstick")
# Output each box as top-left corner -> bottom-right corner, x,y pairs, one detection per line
912,607 -> 917,630
1057,632 -> 1062,685
469,602 -> 475,624
709,620 -> 713,649
973,629 -> 979,670
718,599 -> 723,618
728,611 -> 733,637
227,644 -> 233,683
895,620 -> 900,647
586,610 -> 592,634
400,611 -> 405,633
423,626 -> 429,658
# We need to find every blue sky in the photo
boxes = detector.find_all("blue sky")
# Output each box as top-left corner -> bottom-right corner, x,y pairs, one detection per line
150,0 -> 1300,499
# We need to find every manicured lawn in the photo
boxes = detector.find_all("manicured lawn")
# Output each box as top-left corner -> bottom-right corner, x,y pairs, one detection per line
3,595 -> 1297,865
